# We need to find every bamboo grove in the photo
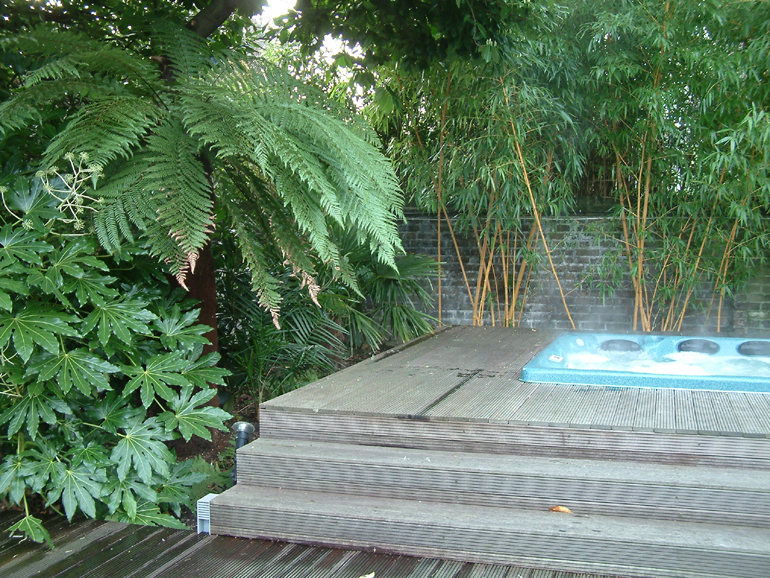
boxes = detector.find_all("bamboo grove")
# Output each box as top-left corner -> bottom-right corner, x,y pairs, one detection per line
366,0 -> 770,331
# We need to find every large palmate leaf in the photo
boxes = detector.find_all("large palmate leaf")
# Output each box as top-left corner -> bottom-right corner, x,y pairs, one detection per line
181,351 -> 229,389
153,305 -> 210,350
24,438 -> 63,493
107,499 -> 188,529
0,225 -> 52,265
111,417 -> 175,484
0,303 -> 79,363
155,460 -> 209,514
82,297 -> 156,346
47,461 -> 105,520
0,453 -> 33,505
2,176 -> 60,230
103,476 -> 159,518
121,352 -> 190,408
159,385 -> 230,442
0,383 -> 71,439
7,515 -> 52,547
64,270 -> 120,306
87,392 -> 144,435
27,237 -> 107,294
0,259 -> 29,312
29,348 -> 119,395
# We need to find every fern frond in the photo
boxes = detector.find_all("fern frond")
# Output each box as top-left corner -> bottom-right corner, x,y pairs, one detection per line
152,24 -> 215,81
144,121 -> 213,257
94,157 -> 160,251
0,79 -> 118,135
23,56 -> 81,86
217,188 -> 284,313
11,26 -> 160,93
44,97 -> 164,166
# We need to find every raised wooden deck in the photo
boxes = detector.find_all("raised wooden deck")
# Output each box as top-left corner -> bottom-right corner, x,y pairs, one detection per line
210,327 -> 770,578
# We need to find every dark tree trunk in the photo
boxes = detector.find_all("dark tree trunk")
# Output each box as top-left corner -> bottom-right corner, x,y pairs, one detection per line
185,243 -> 219,357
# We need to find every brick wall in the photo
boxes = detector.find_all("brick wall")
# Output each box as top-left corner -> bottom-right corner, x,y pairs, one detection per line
400,211 -> 770,336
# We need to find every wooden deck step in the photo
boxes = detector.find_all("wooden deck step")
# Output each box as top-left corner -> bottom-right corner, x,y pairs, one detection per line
260,408 -> 770,469
234,439 -> 770,528
209,484 -> 770,578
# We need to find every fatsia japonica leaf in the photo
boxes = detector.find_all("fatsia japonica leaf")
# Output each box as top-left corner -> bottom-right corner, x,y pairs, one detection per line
7,515 -> 52,547
121,352 -> 190,408
103,476 -> 159,518
159,385 -> 230,442
64,270 -> 120,307
155,460 -> 209,513
47,461 -> 105,521
0,453 -> 33,505
28,348 -> 119,395
0,259 -> 29,312
24,438 -> 63,493
27,237 -> 107,294
111,417 -> 175,484
107,500 -> 188,529
153,305 -> 210,350
181,351 -> 230,389
0,224 -> 52,265
0,303 -> 80,363
81,297 -> 156,346
2,176 -> 60,227
68,441 -> 111,469
87,392 -> 144,435
0,383 -> 70,439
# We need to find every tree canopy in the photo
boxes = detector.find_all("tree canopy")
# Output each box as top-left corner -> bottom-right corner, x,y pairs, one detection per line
1,0 -> 407,321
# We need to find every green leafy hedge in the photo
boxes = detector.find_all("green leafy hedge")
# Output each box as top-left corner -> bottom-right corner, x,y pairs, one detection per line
0,174 -> 230,545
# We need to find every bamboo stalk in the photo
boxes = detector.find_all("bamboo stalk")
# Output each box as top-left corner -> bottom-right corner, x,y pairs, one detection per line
504,85 -> 575,329
510,224 -> 538,325
503,229 -> 511,326
441,204 -> 474,308
674,208 -> 717,332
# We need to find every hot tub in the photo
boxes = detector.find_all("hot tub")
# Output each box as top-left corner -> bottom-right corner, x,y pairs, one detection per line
520,332 -> 770,393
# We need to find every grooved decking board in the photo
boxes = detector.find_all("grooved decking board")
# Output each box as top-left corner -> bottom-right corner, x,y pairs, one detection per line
654,388 -> 677,432
562,387 -> 608,428
393,327 -> 555,374
331,367 -> 468,416
674,389 -> 698,433
261,327 -> 770,439
425,374 -> 528,421
0,512 -> 630,578
236,438 -> 770,526
631,388 -> 657,431
210,484 -> 770,578
611,387 -> 640,430
729,393 -> 770,436
260,410 -> 770,469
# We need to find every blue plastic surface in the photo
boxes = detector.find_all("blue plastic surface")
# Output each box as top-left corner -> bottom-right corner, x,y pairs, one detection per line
520,332 -> 770,392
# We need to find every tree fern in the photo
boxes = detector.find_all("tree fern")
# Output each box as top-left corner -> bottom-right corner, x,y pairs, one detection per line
44,97 -> 164,167
1,24 -> 404,315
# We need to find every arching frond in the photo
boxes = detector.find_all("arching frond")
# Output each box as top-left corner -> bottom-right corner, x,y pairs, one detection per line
2,24 -> 405,317
152,25 -> 216,81
144,121 -> 213,257
0,80 -> 119,135
44,97 -> 164,166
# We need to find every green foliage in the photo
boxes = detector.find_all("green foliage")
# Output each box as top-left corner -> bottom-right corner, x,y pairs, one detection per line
1,23 -> 405,320
0,174 -> 230,545
352,0 -> 770,331
215,226 -> 436,403
285,0 -> 533,70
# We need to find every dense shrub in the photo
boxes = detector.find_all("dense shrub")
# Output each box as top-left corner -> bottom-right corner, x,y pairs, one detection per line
0,173 -> 230,545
